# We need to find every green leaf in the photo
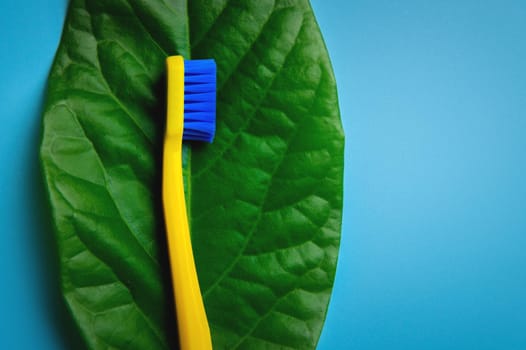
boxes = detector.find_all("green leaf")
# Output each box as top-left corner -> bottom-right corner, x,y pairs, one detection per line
40,0 -> 344,349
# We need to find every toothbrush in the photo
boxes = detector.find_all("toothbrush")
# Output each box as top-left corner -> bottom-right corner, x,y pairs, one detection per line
163,55 -> 216,350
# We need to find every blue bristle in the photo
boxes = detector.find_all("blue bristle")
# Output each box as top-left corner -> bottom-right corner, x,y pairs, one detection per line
183,59 -> 216,142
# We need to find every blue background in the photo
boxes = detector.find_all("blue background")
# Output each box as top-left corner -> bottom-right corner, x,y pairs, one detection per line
2,1 -> 526,349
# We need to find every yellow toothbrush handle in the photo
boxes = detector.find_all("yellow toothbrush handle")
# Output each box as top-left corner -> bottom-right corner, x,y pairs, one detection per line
163,55 -> 213,350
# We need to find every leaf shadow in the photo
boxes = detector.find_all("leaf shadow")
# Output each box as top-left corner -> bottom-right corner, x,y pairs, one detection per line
30,91 -> 87,350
